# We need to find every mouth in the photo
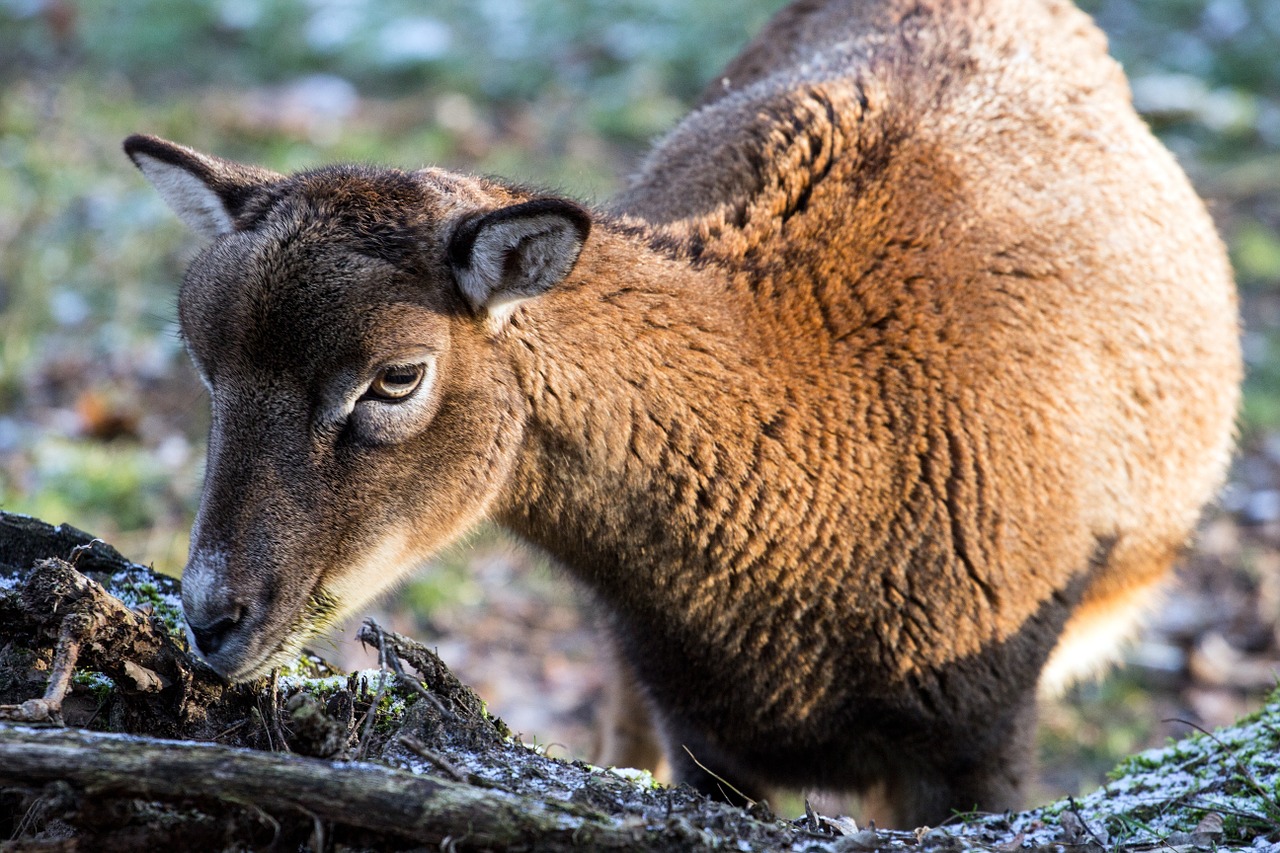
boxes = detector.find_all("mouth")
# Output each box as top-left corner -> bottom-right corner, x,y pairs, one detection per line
191,586 -> 344,682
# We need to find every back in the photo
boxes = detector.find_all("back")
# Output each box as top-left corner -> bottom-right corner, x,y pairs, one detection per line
612,0 -> 1240,755
615,0 -> 1239,631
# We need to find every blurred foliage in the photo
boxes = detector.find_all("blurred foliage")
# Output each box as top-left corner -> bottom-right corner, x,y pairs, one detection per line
0,0 -> 782,139
1080,0 -> 1280,160
1036,674 -> 1171,801
0,0 -> 1277,801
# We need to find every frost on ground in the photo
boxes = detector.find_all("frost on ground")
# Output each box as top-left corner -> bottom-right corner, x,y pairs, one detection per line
991,702 -> 1280,850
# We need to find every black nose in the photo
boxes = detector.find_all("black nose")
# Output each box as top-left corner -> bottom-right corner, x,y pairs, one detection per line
190,609 -> 243,656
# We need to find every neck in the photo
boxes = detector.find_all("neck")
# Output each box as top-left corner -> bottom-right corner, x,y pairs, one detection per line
496,222 -> 779,605
489,218 -> 895,733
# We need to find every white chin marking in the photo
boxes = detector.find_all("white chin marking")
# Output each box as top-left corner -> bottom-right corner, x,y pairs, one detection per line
320,531 -> 418,622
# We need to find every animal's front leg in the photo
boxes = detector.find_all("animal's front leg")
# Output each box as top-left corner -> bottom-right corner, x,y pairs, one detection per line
862,696 -> 1038,828
592,633 -> 669,778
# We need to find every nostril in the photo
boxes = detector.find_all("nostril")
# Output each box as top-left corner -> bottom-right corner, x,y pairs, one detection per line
190,608 -> 244,656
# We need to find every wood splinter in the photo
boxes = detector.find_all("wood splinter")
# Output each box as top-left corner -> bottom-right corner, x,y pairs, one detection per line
0,611 -> 89,724
0,557 -> 208,728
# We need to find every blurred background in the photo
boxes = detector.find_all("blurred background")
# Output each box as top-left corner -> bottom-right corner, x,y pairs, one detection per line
1,0 -> 1278,807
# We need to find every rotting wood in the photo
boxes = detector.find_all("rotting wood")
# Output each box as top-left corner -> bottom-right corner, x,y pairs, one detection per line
0,554 -> 234,739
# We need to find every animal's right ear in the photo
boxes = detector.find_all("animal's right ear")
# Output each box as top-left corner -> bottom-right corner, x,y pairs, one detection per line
446,198 -> 592,324
123,134 -> 282,241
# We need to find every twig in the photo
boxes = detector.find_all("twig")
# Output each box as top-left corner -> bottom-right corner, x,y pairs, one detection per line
0,612 -> 89,724
67,539 -> 106,566
360,618 -> 452,719
356,622 -> 393,761
398,735 -> 467,783
1164,717 -> 1280,823
268,669 -> 291,753
214,718 -> 252,741
682,745 -> 754,807
1066,796 -> 1109,849
255,693 -> 276,752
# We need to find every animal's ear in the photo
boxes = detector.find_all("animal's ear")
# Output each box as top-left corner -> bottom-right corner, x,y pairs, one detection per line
447,198 -> 592,321
123,134 -> 282,241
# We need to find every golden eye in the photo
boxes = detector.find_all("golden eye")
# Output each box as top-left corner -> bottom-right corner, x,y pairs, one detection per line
366,364 -> 424,401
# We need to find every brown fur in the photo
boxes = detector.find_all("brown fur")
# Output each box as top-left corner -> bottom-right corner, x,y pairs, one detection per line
125,0 -> 1240,827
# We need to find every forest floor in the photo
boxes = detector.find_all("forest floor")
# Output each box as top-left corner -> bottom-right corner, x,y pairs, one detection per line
5,514 -> 1280,850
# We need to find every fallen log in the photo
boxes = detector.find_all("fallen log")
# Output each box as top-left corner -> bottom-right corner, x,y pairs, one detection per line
0,726 -> 733,852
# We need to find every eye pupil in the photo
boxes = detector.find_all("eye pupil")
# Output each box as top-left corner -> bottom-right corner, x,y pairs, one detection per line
367,364 -> 424,401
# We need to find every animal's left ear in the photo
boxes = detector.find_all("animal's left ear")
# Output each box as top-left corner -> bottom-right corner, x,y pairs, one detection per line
124,134 -> 282,241
447,198 -> 592,321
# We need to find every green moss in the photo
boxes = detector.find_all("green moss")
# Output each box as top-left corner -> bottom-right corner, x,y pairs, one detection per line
373,693 -> 411,734
1035,696 -> 1280,847
274,652 -> 341,681
109,576 -> 185,637
1109,750 -> 1164,780
607,766 -> 663,790
71,669 -> 116,704
276,668 -> 421,736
